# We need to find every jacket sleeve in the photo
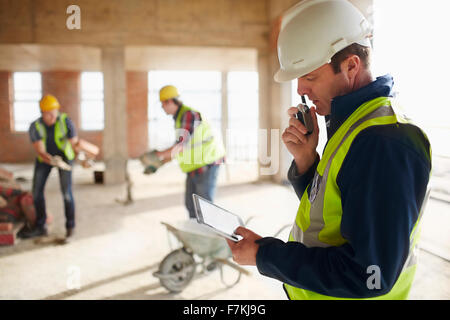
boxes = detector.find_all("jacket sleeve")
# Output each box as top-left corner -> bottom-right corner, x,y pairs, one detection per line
287,154 -> 320,200
256,130 -> 431,298
65,117 -> 77,139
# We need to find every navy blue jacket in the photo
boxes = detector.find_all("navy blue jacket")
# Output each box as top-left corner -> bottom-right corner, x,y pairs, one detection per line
255,75 -> 432,298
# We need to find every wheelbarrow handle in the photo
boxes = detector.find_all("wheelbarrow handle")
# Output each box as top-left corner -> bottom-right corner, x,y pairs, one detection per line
215,258 -> 251,276
244,216 -> 255,226
273,224 -> 292,238
160,222 -> 178,234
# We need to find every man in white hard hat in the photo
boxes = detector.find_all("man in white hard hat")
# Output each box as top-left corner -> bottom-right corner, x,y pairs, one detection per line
227,0 -> 431,300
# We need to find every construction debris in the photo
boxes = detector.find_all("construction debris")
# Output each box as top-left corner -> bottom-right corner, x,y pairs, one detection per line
0,196 -> 6,208
0,232 -> 15,246
0,222 -> 15,246
115,168 -> 134,206
0,167 -> 21,190
0,167 -> 53,246
0,222 -> 12,232
33,235 -> 69,246
0,168 -> 14,181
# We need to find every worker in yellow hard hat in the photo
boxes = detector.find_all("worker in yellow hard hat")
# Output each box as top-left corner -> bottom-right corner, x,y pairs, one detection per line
17,94 -> 79,240
155,85 -> 226,219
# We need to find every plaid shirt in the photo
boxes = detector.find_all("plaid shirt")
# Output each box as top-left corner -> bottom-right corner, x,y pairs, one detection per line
173,107 -> 224,177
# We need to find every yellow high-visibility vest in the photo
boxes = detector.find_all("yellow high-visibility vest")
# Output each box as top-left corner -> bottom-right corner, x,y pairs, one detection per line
35,113 -> 75,162
174,105 -> 225,173
285,97 -> 431,300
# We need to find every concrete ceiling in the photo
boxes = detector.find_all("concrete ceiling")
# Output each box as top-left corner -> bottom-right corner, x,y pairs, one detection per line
0,44 -> 257,72
0,0 -> 271,49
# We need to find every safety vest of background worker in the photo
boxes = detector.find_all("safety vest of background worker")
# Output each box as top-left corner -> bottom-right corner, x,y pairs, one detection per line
156,85 -> 225,218
226,0 -> 432,300
17,94 -> 78,240
34,95 -> 75,163
276,0 -> 431,300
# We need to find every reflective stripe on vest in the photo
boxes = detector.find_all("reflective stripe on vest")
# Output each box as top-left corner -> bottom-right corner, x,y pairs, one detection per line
35,113 -> 75,162
285,97 -> 431,300
174,105 -> 225,173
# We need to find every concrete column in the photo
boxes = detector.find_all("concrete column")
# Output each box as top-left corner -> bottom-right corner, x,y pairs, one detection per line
0,72 -> 12,133
102,46 -> 128,184
221,71 -> 229,149
257,49 -> 272,182
221,71 -> 230,181
126,71 -> 148,159
271,55 -> 293,185
258,49 -> 292,184
258,0 -> 299,183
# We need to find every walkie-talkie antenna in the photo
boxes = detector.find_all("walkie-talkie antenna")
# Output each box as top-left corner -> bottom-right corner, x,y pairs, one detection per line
301,95 -> 307,105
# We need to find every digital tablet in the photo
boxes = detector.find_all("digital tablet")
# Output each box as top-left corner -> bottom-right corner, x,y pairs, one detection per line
193,194 -> 244,242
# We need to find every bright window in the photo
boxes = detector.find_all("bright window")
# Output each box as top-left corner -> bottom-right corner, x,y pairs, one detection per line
148,71 -> 222,150
289,0 -> 450,158
81,72 -> 104,130
373,0 -> 450,157
13,72 -> 42,132
228,71 -> 259,161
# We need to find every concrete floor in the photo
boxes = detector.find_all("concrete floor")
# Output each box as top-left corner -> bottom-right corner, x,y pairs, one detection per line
0,160 -> 449,300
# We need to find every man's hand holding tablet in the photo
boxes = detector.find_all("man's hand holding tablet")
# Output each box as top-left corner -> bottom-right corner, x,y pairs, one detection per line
193,194 -> 262,266
225,226 -> 262,266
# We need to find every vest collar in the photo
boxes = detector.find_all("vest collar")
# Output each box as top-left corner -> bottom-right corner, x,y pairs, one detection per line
326,74 -> 394,139
172,105 -> 182,120
39,112 -> 61,128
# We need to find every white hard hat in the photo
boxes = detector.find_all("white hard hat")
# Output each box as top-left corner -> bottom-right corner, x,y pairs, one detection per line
274,0 -> 372,83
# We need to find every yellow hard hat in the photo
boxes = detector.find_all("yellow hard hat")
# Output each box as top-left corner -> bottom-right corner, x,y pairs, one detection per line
40,94 -> 60,112
159,85 -> 179,102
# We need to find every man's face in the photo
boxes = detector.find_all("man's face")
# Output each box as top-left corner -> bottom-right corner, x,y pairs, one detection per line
41,109 -> 59,126
161,99 -> 177,115
297,63 -> 349,116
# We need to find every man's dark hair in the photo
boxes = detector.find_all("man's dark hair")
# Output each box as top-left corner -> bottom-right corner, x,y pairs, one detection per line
330,43 -> 371,74
172,98 -> 183,107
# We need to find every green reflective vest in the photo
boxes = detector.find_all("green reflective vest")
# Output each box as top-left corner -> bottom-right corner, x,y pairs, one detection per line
285,97 -> 431,300
174,105 -> 225,173
35,113 -> 75,162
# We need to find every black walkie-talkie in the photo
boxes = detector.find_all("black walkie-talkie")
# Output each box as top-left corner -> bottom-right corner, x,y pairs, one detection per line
296,95 -> 314,135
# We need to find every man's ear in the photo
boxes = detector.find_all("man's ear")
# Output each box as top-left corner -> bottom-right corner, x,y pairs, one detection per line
341,54 -> 360,86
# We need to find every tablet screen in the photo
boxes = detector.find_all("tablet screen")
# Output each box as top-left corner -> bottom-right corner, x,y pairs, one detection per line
194,195 -> 243,240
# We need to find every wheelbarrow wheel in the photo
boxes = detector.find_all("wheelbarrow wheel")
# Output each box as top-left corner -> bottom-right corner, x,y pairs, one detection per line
157,248 -> 196,293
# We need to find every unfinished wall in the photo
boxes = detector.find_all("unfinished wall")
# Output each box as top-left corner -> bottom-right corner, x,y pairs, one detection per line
0,71 -> 34,163
0,70 -> 148,163
126,72 -> 148,159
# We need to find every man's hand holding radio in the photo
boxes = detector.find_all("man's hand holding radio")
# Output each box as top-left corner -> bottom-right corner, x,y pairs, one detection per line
282,105 -> 320,175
